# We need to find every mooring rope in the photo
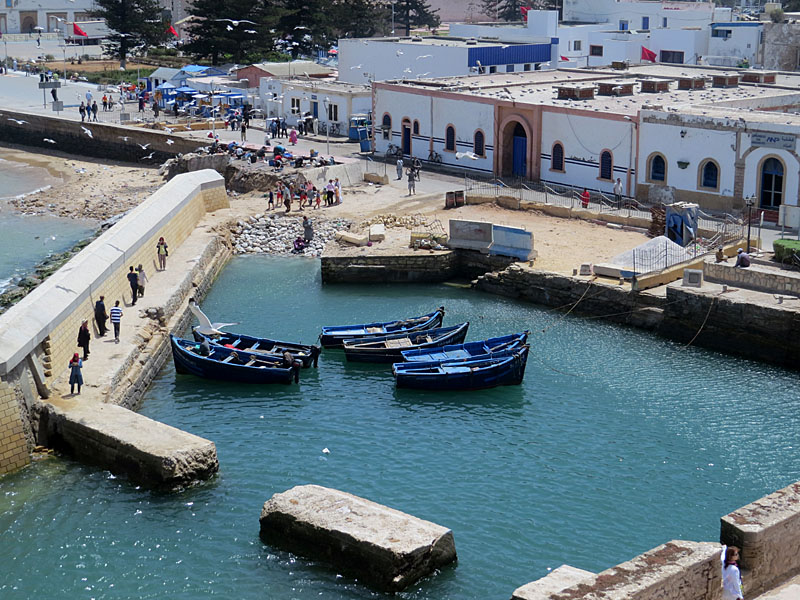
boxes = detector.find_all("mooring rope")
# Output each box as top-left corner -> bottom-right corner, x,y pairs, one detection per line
685,296 -> 718,347
538,279 -> 595,335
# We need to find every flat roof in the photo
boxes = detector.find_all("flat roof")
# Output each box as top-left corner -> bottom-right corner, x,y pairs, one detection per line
379,64 -> 800,123
353,36 -> 550,48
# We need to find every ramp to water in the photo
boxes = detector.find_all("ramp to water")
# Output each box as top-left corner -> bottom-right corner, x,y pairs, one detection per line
35,400 -> 218,489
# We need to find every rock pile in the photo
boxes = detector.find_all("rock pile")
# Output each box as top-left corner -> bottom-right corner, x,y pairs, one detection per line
358,214 -> 429,230
231,213 -> 352,257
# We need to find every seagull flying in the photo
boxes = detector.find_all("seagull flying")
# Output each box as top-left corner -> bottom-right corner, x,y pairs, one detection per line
166,139 -> 174,145
7,118 -> 28,125
215,19 -> 255,26
43,138 -> 56,144
140,152 -> 155,161
396,50 -> 404,56
456,151 -> 479,160
244,29 -> 257,34
81,126 -> 93,137
189,299 -> 238,336
119,136 -> 130,141
226,25 -> 233,31
350,64 -> 363,69
416,54 -> 433,60
403,68 -> 412,73
138,143 -> 150,150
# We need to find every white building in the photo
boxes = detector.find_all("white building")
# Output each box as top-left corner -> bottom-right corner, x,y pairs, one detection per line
259,77 -> 371,131
0,0 -> 93,34
562,0 -> 730,30
705,22 -> 763,67
337,35 -> 559,84
373,64 -> 800,214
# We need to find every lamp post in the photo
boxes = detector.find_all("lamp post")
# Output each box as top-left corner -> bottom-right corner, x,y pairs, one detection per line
746,195 -> 754,253
323,96 -> 330,156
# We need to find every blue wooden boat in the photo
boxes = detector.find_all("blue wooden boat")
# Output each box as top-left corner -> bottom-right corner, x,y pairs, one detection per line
170,335 -> 298,384
393,346 -> 530,391
192,327 -> 321,368
400,331 -> 529,363
342,323 -> 469,363
320,306 -> 445,349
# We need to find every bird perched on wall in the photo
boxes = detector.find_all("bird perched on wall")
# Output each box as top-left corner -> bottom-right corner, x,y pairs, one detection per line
189,299 -> 238,336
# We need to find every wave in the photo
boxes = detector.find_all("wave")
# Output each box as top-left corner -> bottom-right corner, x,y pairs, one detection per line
0,184 -> 53,202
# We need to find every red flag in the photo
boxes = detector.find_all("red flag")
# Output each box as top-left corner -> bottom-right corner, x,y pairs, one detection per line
73,23 -> 88,37
560,55 -> 568,61
641,46 -> 657,62
167,24 -> 178,37
520,6 -> 531,22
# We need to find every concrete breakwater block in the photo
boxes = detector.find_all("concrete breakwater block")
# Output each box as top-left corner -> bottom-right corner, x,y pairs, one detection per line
259,484 -> 457,592
335,231 -> 369,246
369,223 -> 386,242
34,401 -> 218,489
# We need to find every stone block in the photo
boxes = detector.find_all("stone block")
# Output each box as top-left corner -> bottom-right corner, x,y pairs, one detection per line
512,565 -> 595,599
259,484 -> 456,592
369,223 -> 386,242
34,401 -> 218,489
579,263 -> 593,276
335,231 -> 369,246
682,269 -> 703,288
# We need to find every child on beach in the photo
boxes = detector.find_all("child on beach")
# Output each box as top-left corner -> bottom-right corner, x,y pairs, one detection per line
268,190 -> 274,210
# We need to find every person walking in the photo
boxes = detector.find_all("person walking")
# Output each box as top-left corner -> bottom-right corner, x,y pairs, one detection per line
407,167 -> 416,196
289,128 -> 298,145
303,216 -> 314,243
325,180 -> 335,206
614,178 -> 623,208
102,95 -> 108,112
396,157 -> 404,180
334,178 -> 342,204
94,295 -> 108,337
79,102 -> 87,122
156,237 -> 168,271
127,266 -> 139,306
91,101 -> 99,122
69,353 -> 83,395
136,264 -> 148,298
77,320 -> 91,360
241,122 -> 247,142
109,301 -> 123,343
721,545 -> 743,600
580,188 -> 590,209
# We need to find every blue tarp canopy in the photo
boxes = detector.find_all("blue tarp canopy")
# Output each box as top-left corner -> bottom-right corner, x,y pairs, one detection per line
175,86 -> 197,93
156,82 -> 176,90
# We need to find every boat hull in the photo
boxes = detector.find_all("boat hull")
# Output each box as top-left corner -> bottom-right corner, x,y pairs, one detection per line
393,346 -> 529,390
400,332 -> 528,362
192,328 -> 320,368
320,307 -> 445,349
343,323 -> 469,363
171,335 -> 296,384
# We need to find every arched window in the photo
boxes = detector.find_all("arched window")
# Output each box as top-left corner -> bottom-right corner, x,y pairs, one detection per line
599,151 -> 613,180
413,120 -> 420,135
474,130 -> 485,156
445,125 -> 456,151
761,157 -> 785,208
649,154 -> 666,182
700,160 -> 719,190
382,114 -> 391,140
552,142 -> 564,171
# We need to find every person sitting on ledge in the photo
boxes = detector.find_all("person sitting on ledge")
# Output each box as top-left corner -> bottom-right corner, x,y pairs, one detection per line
715,247 -> 728,263
734,248 -> 751,268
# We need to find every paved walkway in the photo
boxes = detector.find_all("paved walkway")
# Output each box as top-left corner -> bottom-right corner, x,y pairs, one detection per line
754,574 -> 800,599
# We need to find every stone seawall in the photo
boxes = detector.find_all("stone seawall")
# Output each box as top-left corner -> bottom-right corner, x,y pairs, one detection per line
321,249 -> 516,284
0,109 -> 200,164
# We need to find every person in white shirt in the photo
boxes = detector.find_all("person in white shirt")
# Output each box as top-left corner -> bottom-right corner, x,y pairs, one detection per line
721,545 -> 744,600
614,178 -> 623,207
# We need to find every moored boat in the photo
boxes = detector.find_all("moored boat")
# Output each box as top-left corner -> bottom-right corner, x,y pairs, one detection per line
342,323 -> 469,363
393,346 -> 530,391
319,307 -> 445,349
192,328 -> 320,368
400,331 -> 529,363
170,335 -> 298,384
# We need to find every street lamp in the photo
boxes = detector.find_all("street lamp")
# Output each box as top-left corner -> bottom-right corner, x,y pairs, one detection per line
323,96 -> 330,156
746,195 -> 755,253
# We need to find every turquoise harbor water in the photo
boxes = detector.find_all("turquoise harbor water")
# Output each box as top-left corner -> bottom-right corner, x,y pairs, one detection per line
2,256 -> 800,599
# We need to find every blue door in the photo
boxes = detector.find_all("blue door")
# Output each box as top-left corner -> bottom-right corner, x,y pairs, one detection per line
512,136 -> 527,177
642,16 -> 649,30
311,101 -> 318,118
402,121 -> 411,155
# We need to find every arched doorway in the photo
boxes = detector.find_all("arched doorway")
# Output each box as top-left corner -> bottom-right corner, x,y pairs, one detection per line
20,13 -> 38,33
401,118 -> 412,156
760,157 -> 784,209
501,120 -> 528,178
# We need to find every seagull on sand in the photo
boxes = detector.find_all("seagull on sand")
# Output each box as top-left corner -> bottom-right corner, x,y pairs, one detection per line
189,299 -> 238,336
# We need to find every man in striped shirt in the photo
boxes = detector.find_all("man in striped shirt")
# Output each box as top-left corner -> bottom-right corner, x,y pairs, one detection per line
109,300 -> 123,343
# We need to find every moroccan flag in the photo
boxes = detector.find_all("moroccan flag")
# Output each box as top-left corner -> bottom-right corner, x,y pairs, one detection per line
560,56 -> 568,61
73,23 -> 88,37
167,24 -> 178,37
520,6 -> 531,22
641,46 -> 657,62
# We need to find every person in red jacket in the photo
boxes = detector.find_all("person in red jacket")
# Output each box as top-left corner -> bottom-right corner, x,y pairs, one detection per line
580,188 -> 590,208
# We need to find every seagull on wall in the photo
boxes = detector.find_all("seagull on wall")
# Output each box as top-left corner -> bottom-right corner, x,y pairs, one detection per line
189,299 -> 238,336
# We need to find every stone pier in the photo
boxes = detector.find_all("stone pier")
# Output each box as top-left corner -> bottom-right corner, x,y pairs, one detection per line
259,484 -> 457,592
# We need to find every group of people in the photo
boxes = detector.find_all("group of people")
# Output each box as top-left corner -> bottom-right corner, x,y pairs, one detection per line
716,246 -> 751,268
68,237 -> 168,396
78,101 -> 99,122
267,178 -> 342,213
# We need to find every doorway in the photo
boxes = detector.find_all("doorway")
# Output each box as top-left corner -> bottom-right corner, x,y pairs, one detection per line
760,157 -> 784,209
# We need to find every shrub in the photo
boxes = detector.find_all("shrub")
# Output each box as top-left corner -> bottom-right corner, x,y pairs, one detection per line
773,239 -> 800,262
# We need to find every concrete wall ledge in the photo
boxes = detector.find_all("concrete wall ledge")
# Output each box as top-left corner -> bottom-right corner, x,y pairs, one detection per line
511,541 -> 721,600
33,400 -> 218,489
259,484 -> 457,592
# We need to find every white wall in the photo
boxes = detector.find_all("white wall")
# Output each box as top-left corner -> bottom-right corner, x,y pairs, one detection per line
4,3 -> 94,35
564,0 -> 718,30
707,24 -> 763,67
558,24 -> 608,67
338,39 -> 468,84
540,110 -> 635,194
374,87 -> 495,173
258,78 -> 371,127
586,31 -> 649,67
649,28 -> 708,64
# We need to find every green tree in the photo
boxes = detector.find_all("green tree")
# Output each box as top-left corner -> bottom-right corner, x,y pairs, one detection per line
277,0 -> 331,58
482,0 -> 559,22
331,0 -> 388,40
92,0 -> 168,68
396,0 -> 440,36
185,0 -> 281,65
